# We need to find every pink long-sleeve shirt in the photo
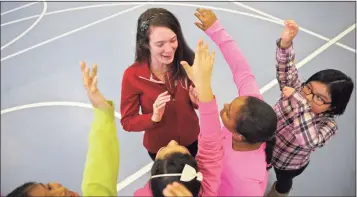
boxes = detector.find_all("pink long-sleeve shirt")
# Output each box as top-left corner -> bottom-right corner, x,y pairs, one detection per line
134,98 -> 224,196
205,20 -> 269,196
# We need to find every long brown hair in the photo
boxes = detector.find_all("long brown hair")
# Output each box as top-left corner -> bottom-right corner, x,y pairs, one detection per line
135,8 -> 194,81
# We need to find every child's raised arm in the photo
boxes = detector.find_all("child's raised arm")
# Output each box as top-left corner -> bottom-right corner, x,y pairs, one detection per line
195,8 -> 262,100
181,39 -> 223,196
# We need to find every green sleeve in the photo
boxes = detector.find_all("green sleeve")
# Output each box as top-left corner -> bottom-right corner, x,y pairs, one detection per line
81,101 -> 119,196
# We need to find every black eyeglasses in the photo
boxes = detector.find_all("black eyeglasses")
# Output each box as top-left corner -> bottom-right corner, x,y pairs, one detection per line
301,82 -> 331,106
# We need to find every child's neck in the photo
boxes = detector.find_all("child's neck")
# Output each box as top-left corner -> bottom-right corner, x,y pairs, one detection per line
232,139 -> 262,152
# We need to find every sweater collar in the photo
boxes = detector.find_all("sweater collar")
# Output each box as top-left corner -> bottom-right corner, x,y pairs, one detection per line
134,61 -> 189,90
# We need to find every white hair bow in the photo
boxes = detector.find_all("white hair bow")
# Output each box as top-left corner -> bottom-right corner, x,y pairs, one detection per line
151,164 -> 203,182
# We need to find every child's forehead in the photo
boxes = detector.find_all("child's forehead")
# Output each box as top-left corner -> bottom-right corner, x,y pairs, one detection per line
309,82 -> 330,97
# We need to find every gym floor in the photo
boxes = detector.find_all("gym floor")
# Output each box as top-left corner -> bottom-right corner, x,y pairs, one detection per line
1,1 -> 356,196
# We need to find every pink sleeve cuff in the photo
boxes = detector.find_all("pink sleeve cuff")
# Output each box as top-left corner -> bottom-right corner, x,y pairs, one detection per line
197,97 -> 219,115
205,20 -> 222,37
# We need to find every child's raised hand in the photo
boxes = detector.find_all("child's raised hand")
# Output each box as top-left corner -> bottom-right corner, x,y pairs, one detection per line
80,61 -> 110,110
181,39 -> 215,102
281,20 -> 299,48
180,39 -> 215,88
194,8 -> 217,31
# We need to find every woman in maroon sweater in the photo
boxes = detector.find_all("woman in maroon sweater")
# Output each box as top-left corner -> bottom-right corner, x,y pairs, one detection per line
120,8 -> 200,160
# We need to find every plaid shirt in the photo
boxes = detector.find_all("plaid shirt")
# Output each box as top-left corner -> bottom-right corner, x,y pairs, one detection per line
271,39 -> 338,170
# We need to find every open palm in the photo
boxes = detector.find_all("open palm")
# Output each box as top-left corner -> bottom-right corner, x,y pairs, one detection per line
80,61 -> 110,110
180,39 -> 215,87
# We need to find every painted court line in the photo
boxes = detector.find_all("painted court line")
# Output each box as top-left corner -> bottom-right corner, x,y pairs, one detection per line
0,2 -> 143,27
230,1 -> 356,53
1,2 -> 38,16
1,23 -> 355,193
1,1 -> 355,193
1,1 -> 47,50
1,2 -> 286,62
114,24 -> 356,192
1,3 -> 355,62
0,3 -> 146,62
1,101 -> 122,118
116,162 -> 154,192
1,2 -> 355,54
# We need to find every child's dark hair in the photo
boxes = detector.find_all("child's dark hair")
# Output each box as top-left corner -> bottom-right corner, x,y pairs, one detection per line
135,8 -> 194,81
305,69 -> 354,115
6,182 -> 37,197
150,152 -> 201,197
235,97 -> 277,170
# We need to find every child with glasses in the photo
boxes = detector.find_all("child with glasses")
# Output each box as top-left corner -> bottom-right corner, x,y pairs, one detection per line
266,20 -> 354,196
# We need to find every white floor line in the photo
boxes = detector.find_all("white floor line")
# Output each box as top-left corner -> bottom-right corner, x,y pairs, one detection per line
1,1 -> 354,192
1,1 -> 47,50
1,1 -> 354,62
230,1 -> 283,22
115,23 -> 356,192
230,1 -> 356,53
0,2 -> 143,27
1,101 -> 122,119
1,2 -> 38,16
0,3 -> 146,62
116,162 -> 154,192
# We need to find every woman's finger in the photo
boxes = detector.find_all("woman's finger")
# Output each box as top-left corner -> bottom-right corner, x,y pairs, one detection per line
156,97 -> 171,104
156,95 -> 171,103
194,90 -> 198,100
156,102 -> 167,110
155,96 -> 171,104
189,85 -> 195,93
157,91 -> 169,98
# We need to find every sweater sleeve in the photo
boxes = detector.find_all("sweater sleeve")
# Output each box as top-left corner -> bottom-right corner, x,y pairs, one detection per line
289,92 -> 338,149
81,101 -> 119,196
205,20 -> 262,100
195,97 -> 224,196
120,69 -> 161,131
275,38 -> 301,90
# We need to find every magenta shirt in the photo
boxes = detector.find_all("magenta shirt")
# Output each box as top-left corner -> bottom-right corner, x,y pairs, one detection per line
134,98 -> 224,196
205,20 -> 269,196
